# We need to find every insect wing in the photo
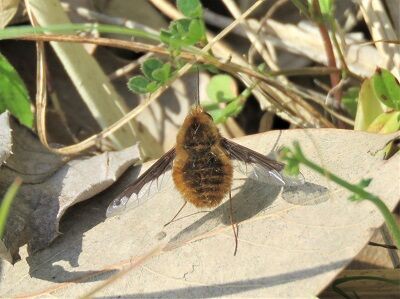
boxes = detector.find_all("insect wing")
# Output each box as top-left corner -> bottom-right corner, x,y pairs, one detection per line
221,138 -> 304,187
106,147 -> 176,217
250,162 -> 305,186
234,159 -> 284,185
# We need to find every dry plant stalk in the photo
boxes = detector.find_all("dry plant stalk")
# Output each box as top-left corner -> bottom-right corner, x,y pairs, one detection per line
27,0 -> 267,155
25,0 -> 159,155
150,0 -> 334,129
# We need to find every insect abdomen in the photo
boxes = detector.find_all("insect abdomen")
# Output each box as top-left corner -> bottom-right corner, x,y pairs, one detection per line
174,148 -> 232,207
173,149 -> 232,207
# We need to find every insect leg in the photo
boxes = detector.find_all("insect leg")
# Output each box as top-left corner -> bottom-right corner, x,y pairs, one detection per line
229,190 -> 239,256
164,201 -> 188,227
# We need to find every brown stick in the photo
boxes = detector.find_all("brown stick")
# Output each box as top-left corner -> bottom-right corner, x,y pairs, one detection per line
312,0 -> 342,110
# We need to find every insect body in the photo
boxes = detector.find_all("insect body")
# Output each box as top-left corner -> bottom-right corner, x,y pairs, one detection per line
173,106 -> 233,208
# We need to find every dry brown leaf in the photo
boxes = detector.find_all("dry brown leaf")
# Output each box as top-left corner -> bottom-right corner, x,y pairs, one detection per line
0,129 -> 399,297
0,0 -> 20,28
0,114 -> 140,264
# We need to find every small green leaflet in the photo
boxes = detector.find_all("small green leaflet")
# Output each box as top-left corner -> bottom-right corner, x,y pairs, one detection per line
372,68 -> 400,110
0,53 -> 33,128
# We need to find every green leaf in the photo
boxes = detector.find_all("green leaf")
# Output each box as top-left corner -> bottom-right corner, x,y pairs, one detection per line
161,15 -> 205,50
348,178 -> 373,201
177,0 -> 203,18
342,87 -> 359,118
354,79 -> 386,130
279,147 -> 301,177
306,0 -> 333,21
146,81 -> 160,93
0,93 -> 5,111
207,74 -> 237,103
173,19 -> 203,46
127,76 -> 150,94
318,0 -> 333,16
358,178 -> 372,188
372,68 -> 400,110
152,63 -> 172,83
160,30 -> 183,50
142,59 -> 164,80
348,194 -> 360,201
0,53 -> 33,128
367,111 -> 400,133
187,18 -> 205,44
172,19 -> 192,39
162,20 -> 187,49
160,30 -> 172,45
173,19 -> 190,36
284,162 -> 301,177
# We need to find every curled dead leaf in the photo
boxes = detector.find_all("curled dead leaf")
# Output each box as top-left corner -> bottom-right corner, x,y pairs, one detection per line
0,113 -> 141,263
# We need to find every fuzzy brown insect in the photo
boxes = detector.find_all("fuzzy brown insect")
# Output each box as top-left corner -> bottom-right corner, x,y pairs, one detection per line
106,105 -> 287,219
173,105 -> 233,208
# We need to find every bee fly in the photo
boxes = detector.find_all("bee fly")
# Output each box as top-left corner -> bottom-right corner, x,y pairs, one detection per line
107,70 -> 297,255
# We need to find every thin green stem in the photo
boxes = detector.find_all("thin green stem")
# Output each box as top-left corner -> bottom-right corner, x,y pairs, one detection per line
292,142 -> 400,249
0,23 -> 159,41
0,177 -> 22,238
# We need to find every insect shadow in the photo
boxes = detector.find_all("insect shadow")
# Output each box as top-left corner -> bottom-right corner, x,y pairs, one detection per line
165,174 -> 329,251
164,175 -> 283,251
